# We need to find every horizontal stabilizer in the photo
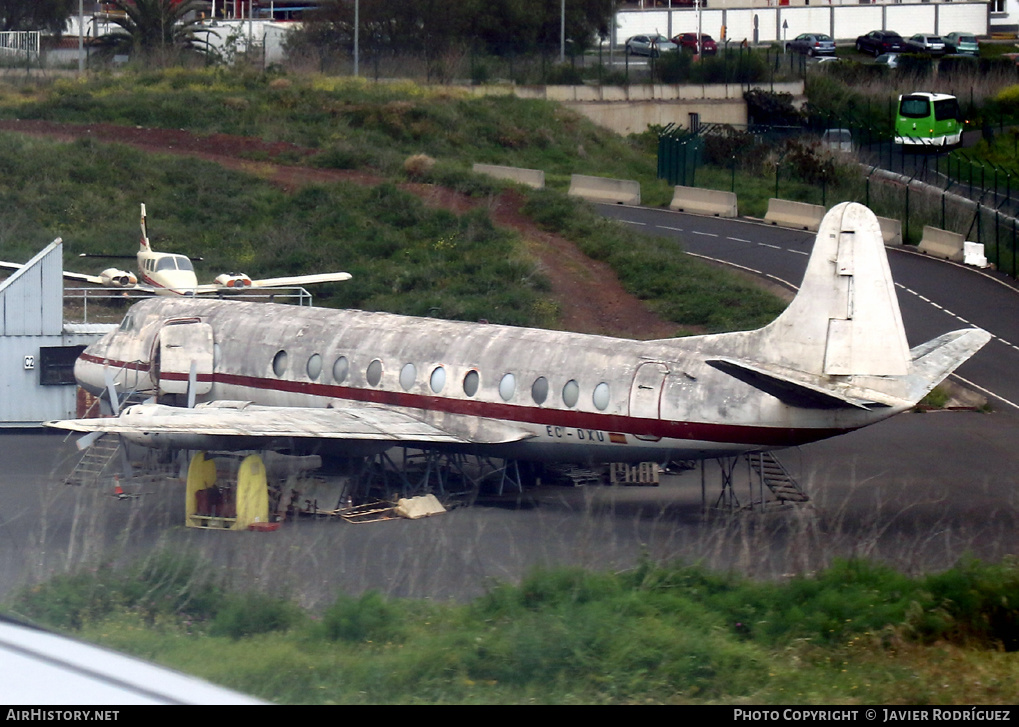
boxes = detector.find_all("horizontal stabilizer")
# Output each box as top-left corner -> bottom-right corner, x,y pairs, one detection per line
706,358 -> 883,410
904,328 -> 993,402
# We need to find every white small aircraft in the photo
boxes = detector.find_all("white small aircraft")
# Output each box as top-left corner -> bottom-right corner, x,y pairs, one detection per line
1,204 -> 351,296
48,203 -> 990,468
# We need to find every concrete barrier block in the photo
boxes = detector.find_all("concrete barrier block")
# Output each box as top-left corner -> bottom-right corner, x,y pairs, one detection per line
472,163 -> 546,189
764,199 -> 825,231
568,174 -> 641,205
573,85 -> 600,102
877,216 -> 903,246
964,241 -> 989,268
669,185 -> 738,217
919,226 -> 965,262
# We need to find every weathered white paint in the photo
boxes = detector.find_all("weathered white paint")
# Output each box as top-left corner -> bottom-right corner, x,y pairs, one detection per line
58,204 -> 990,465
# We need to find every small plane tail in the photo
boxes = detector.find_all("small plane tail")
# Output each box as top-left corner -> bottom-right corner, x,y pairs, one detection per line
139,203 -> 151,252
702,202 -> 989,409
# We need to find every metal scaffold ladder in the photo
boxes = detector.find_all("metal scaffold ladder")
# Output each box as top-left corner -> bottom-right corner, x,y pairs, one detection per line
64,437 -> 120,487
745,451 -> 809,506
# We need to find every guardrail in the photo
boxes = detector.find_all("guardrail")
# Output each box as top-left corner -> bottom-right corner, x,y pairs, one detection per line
63,286 -> 315,324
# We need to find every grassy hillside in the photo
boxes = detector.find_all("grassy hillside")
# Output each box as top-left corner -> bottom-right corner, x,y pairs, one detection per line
0,68 -> 785,332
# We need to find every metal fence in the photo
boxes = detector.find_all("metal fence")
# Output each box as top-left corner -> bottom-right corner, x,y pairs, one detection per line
0,31 -> 40,60
657,120 -> 1019,278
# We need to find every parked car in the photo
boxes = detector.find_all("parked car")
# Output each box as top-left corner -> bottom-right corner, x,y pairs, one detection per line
874,53 -> 901,69
856,30 -> 904,56
943,32 -> 980,56
786,33 -> 836,57
672,32 -> 718,55
625,34 -> 678,57
822,128 -> 854,154
904,34 -> 946,56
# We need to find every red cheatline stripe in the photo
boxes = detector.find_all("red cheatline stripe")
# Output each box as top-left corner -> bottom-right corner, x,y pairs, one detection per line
81,355 -> 854,448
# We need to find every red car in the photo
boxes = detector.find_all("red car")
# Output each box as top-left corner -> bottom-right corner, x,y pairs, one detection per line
673,33 -> 718,56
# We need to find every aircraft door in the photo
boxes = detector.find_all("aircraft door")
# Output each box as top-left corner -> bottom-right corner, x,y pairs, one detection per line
629,362 -> 669,420
156,321 -> 214,396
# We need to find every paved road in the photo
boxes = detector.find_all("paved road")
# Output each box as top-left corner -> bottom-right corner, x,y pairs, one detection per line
596,203 -> 1019,411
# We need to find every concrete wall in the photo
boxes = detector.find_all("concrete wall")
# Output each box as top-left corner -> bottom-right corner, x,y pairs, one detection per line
614,3 -> 988,45
505,81 -> 802,135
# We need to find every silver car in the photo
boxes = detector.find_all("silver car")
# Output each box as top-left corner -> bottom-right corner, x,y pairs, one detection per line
905,34 -> 947,56
786,33 -> 836,57
625,35 -> 678,57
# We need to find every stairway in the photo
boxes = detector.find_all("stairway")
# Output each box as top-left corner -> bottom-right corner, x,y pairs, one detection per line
64,436 -> 120,487
745,451 -> 809,505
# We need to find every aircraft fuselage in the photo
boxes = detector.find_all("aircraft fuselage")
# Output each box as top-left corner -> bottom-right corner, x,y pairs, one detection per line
75,296 -> 898,463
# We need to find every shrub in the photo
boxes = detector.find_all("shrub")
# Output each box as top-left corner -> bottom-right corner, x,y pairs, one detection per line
403,152 -> 436,178
321,590 -> 404,644
210,592 -> 302,639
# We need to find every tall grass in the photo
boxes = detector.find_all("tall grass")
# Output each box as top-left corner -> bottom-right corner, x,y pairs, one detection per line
9,553 -> 1019,704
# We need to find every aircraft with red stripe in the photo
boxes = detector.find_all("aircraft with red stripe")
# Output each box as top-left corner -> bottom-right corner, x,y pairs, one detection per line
48,203 -> 989,468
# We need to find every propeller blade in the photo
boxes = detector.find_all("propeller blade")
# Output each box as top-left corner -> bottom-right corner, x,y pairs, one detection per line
75,430 -> 104,451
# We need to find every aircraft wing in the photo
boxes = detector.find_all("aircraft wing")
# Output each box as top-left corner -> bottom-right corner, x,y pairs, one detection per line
0,260 -> 108,286
249,272 -> 353,288
46,401 -> 534,446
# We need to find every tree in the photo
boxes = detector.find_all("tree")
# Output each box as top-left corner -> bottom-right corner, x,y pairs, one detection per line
0,0 -> 75,33
91,0 -> 217,64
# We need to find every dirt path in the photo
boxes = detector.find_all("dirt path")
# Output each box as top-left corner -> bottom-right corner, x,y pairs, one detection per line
0,119 -> 680,339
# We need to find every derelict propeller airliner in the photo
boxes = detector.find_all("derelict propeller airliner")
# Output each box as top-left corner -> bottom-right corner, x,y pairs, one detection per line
47,202 -> 990,465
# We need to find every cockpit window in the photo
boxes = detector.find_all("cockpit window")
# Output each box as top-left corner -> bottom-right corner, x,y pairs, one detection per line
155,256 -> 194,272
118,313 -> 133,331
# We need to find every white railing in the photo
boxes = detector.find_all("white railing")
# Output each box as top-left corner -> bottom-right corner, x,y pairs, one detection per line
64,286 -> 316,324
0,31 -> 40,59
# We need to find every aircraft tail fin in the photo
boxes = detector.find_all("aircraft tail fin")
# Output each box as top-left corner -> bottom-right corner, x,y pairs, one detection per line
703,202 -> 989,408
139,203 -> 151,252
756,201 -> 911,378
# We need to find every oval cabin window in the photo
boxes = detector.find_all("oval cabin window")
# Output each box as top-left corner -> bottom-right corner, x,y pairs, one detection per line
499,373 -> 516,402
463,370 -> 479,397
272,350 -> 288,378
307,354 -> 322,381
593,382 -> 610,411
400,363 -> 417,391
366,359 -> 383,387
333,356 -> 349,384
562,379 -> 580,408
430,366 -> 446,393
531,376 -> 548,405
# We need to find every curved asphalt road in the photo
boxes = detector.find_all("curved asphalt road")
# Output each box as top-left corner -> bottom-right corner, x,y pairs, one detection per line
595,203 -> 1019,411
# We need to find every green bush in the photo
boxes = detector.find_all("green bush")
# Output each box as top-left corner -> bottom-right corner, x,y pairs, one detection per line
210,592 -> 302,639
321,590 -> 404,644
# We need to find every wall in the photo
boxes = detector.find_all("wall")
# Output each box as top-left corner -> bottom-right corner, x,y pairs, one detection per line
498,81 -> 803,135
0,241 -> 112,426
614,3 -> 988,46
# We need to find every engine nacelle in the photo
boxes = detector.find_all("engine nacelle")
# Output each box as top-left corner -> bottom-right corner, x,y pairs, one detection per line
99,268 -> 138,288
214,272 -> 253,289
